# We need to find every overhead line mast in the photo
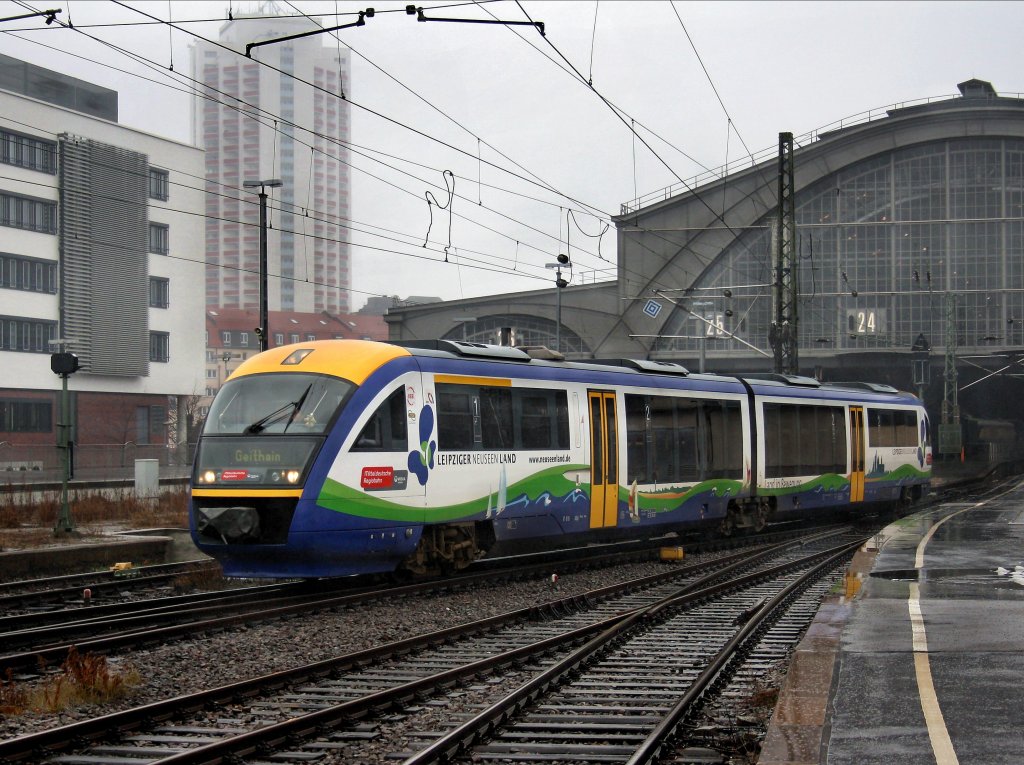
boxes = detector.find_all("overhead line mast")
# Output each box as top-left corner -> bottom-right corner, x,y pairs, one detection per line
770,132 -> 798,375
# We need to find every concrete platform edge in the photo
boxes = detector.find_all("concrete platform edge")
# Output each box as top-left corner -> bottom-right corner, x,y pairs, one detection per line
758,540 -> 883,764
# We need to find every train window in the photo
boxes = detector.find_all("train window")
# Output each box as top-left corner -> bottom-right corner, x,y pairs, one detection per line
764,404 -> 800,475
437,384 -> 569,452
480,388 -> 513,449
625,396 -> 649,483
868,409 -> 895,447
625,394 -> 740,485
206,373 -> 353,435
516,390 -> 570,450
867,408 -> 918,448
605,395 -> 618,481
763,403 -> 846,477
649,396 -> 698,483
818,406 -> 847,474
437,385 -> 476,450
705,401 -> 743,478
896,410 -> 918,446
352,388 -> 408,452
556,393 -> 570,449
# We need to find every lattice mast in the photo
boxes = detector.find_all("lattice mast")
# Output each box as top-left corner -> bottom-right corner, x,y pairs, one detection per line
939,292 -> 962,454
770,132 -> 798,374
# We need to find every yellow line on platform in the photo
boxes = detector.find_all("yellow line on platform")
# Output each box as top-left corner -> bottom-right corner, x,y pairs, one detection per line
909,582 -> 958,765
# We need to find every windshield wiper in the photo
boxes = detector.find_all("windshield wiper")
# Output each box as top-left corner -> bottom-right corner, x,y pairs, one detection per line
243,384 -> 312,434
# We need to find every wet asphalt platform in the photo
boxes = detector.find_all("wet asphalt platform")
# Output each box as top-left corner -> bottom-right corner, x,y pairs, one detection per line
761,478 -> 1024,764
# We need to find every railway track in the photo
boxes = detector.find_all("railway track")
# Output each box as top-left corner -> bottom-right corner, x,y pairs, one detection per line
0,526 -> 860,764
399,532 -> 858,765
0,560 -> 222,612
0,523 -> 831,676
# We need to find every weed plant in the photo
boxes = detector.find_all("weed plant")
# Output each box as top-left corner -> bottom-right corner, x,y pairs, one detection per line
0,648 -> 140,716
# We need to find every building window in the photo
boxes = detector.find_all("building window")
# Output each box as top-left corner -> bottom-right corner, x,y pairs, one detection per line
135,406 -> 150,444
148,168 -> 169,201
0,315 -> 57,353
274,332 -> 284,346
221,330 -> 231,345
239,332 -> 249,347
0,399 -> 52,432
149,277 -> 169,308
1,130 -> 57,174
149,331 -> 169,362
290,333 -> 299,343
306,333 -> 316,342
148,223 -> 169,255
0,253 -> 57,293
0,192 -> 57,234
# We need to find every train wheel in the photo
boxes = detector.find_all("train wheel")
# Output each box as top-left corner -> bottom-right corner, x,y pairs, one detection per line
720,504 -> 738,536
399,523 -> 489,577
750,501 -> 769,533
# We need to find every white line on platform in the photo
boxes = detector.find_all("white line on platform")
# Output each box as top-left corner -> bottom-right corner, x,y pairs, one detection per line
908,479 -> 1024,764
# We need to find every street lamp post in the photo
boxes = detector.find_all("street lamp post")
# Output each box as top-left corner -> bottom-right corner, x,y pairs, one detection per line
243,178 -> 283,352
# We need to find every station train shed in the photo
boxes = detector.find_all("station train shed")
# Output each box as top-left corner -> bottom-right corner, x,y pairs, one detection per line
386,79 -> 1024,460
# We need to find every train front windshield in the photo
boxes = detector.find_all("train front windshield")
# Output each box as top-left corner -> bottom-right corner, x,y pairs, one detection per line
194,373 -> 353,488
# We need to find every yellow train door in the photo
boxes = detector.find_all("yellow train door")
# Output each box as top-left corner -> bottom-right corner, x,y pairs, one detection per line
849,406 -> 866,502
588,390 -> 619,529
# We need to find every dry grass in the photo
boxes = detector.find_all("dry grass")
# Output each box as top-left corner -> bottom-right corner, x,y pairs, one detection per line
0,484 -> 188,546
0,647 -> 141,715
171,563 -> 233,593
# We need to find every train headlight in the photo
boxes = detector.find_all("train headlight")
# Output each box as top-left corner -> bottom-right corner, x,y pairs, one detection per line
201,470 -> 217,484
285,469 -> 301,484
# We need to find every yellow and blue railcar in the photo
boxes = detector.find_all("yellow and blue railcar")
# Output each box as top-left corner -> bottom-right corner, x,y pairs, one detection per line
190,339 -> 931,578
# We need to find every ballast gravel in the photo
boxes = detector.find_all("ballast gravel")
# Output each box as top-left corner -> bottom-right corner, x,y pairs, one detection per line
0,559 -> 677,742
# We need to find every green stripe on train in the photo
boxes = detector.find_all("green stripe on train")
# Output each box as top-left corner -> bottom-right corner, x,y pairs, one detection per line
315,464 -> 591,522
757,465 -> 930,497
317,468 -> 744,522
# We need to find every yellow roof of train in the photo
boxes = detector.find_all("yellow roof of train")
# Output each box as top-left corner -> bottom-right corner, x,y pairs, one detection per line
228,340 -> 410,385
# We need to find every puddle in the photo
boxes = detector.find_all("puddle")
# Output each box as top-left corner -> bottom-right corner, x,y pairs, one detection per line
871,567 -> 999,582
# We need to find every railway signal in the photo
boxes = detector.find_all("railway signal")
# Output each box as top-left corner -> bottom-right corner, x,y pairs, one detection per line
50,349 -> 81,535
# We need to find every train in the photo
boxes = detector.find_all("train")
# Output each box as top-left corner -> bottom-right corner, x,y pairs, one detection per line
189,339 -> 932,579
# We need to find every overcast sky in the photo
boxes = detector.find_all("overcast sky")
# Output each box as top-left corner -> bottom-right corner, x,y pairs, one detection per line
2,0 -> 1022,310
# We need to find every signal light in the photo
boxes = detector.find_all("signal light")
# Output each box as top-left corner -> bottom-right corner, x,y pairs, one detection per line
50,352 -> 81,376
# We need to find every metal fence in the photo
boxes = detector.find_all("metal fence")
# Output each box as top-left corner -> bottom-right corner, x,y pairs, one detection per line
0,442 -> 196,484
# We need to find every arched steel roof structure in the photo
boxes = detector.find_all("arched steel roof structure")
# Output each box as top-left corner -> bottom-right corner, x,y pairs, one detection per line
389,79 -> 1024,366
613,79 -> 1024,371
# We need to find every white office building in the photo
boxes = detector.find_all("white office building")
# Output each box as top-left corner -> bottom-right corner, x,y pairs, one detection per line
191,10 -> 352,313
0,54 -> 205,471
